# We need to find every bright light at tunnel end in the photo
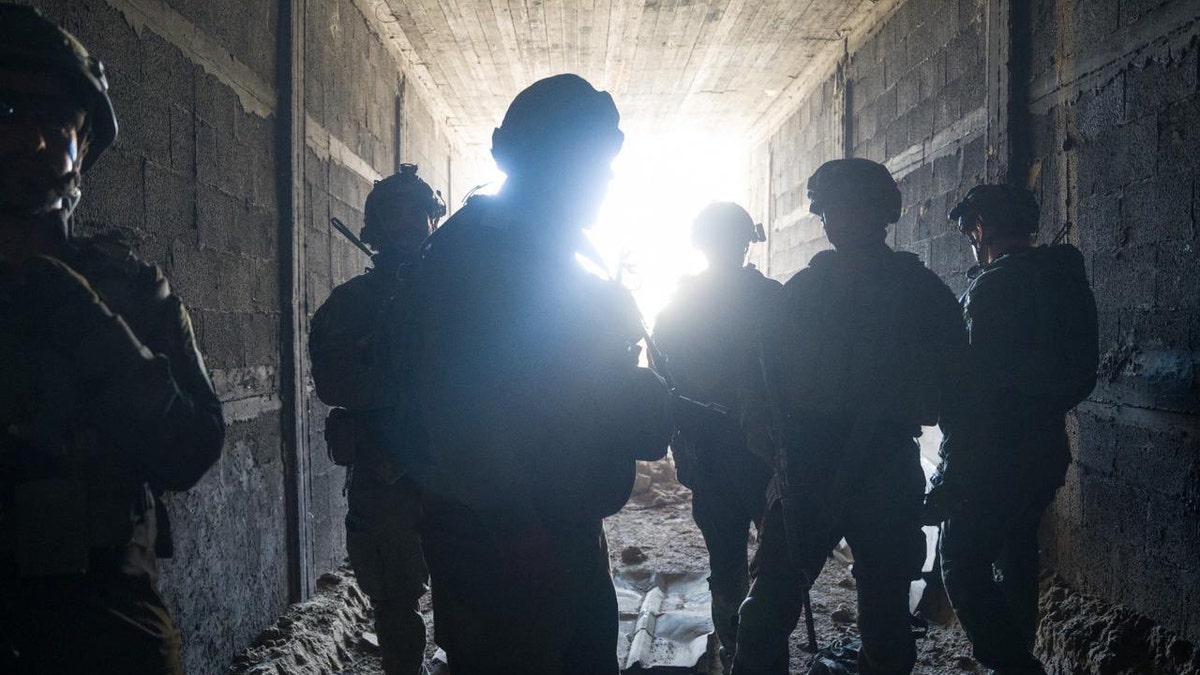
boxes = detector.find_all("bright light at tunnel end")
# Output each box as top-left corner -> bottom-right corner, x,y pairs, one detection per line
590,131 -> 749,327
460,130 -> 751,327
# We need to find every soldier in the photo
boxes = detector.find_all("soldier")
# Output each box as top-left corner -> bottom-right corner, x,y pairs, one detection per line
653,201 -> 779,671
309,164 -> 445,674
0,6 -> 225,673
414,74 -> 671,675
732,159 -> 966,675
926,185 -> 1098,675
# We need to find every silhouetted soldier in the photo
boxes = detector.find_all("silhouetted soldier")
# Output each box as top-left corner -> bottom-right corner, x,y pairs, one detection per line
653,202 -> 779,671
927,185 -> 1098,675
310,164 -> 445,674
0,6 -> 225,673
414,74 -> 670,674
733,159 -> 966,675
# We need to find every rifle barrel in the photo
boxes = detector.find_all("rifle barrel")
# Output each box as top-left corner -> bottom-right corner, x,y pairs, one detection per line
330,217 -> 374,257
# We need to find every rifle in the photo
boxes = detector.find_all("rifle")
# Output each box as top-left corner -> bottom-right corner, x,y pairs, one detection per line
757,334 -> 819,653
330,217 -> 374,257
579,239 -> 731,420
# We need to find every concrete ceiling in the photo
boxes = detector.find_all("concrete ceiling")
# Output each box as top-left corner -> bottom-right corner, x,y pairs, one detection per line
368,0 -> 879,149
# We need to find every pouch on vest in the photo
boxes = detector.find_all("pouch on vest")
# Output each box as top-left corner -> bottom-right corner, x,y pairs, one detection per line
14,478 -> 90,576
325,407 -> 358,466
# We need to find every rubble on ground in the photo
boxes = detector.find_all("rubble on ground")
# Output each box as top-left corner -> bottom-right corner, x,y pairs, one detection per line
228,569 -> 373,675
1038,576 -> 1200,675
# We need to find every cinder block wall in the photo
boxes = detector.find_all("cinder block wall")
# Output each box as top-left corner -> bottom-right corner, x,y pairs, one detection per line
1026,0 -> 1200,640
16,1 -> 465,673
756,0 -> 1200,650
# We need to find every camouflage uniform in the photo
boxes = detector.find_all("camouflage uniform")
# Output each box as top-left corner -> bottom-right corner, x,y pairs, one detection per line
415,194 -> 669,675
654,264 -> 780,665
1,238 -> 225,674
936,238 -> 1097,673
310,248 -> 430,675
733,159 -> 967,675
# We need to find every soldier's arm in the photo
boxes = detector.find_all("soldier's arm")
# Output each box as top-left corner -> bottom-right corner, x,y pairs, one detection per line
21,256 -> 224,492
102,268 -> 225,492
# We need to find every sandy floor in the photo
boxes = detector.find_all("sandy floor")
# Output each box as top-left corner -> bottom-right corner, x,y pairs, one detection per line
262,459 -> 981,675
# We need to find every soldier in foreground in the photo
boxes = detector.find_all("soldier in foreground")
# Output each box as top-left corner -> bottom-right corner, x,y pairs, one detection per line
653,202 -> 779,671
732,159 -> 966,675
309,165 -> 445,674
0,6 -> 225,673
415,74 -> 670,674
927,185 -> 1098,675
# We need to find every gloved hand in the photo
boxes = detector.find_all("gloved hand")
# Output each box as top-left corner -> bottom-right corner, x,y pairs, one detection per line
921,478 -> 965,526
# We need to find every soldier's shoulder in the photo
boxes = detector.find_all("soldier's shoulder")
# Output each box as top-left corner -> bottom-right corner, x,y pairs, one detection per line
70,233 -> 170,301
742,264 -> 784,291
420,197 -> 505,264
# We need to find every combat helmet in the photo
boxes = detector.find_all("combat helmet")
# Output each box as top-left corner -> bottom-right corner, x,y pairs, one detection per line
692,201 -> 766,249
807,158 -> 901,225
361,163 -> 446,251
0,4 -> 118,172
491,74 -> 624,173
949,184 -> 1040,237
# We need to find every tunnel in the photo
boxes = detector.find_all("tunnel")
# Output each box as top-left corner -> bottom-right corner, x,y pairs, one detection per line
3,0 -> 1198,673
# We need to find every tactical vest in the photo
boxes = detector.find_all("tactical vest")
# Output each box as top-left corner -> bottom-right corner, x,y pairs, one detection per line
0,241 -> 159,577
772,248 -> 963,428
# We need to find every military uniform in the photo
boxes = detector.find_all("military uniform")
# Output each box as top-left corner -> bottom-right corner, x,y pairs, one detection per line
937,244 -> 1097,673
733,242 -> 965,675
0,237 -> 225,674
654,264 -> 780,665
309,250 -> 430,675
415,195 -> 669,675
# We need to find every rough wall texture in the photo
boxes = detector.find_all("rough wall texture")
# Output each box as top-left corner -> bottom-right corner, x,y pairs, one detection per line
1024,0 -> 1200,645
758,0 -> 1200,662
15,0 -> 463,673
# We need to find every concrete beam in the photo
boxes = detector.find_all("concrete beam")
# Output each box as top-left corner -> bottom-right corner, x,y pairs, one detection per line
278,0 -> 314,604
106,0 -> 276,117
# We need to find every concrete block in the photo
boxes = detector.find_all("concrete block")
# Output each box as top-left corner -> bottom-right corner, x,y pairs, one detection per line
957,0 -> 984,29
945,24 -> 984,84
1081,474 -> 1149,555
1091,245 -> 1157,311
1127,47 -> 1199,122
1156,242 -> 1200,309
1121,308 -> 1199,351
1158,93 -> 1200,174
1121,171 -> 1194,246
1074,410 -> 1118,474
66,1 -> 143,89
1113,422 -> 1194,498
1072,0 -> 1120,54
1077,116 -> 1157,196
918,52 -> 947,102
908,97 -> 937,143
1076,191 -> 1121,253
930,230 -> 973,279
197,184 -> 241,253
144,161 -> 198,241
1072,73 -> 1126,142
897,71 -> 921,116
75,147 -> 145,234
1147,496 -> 1200,568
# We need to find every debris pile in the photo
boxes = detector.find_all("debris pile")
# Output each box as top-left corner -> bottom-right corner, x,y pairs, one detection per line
627,455 -> 691,509
1038,576 -> 1200,675
228,569 -> 373,675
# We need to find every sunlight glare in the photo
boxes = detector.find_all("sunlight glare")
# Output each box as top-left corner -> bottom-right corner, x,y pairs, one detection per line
588,131 -> 749,327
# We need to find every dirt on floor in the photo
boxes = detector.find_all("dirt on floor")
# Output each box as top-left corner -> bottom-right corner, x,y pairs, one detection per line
229,458 -> 979,674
